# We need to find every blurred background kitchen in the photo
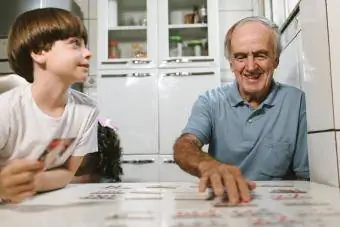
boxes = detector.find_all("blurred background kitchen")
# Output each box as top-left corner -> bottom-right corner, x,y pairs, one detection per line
0,0 -> 340,187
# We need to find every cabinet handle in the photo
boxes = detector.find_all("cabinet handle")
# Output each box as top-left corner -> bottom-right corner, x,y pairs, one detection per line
163,71 -> 215,77
162,58 -> 214,64
121,159 -> 155,165
163,159 -> 176,164
131,59 -> 151,65
101,73 -> 151,78
101,60 -> 129,65
131,72 -> 152,77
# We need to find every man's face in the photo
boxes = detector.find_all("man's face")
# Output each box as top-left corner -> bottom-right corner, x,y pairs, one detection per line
229,22 -> 279,100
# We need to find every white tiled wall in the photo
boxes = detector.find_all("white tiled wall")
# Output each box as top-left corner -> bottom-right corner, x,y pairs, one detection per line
308,132 -> 339,187
299,0 -> 340,187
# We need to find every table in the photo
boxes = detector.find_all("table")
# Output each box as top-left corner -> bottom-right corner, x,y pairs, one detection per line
1,181 -> 340,226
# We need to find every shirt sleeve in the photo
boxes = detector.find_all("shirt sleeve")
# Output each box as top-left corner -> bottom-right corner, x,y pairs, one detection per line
0,94 -> 10,151
293,92 -> 309,179
181,93 -> 212,145
72,107 -> 99,157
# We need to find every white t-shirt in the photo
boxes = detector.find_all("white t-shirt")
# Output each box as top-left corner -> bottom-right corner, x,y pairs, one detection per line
0,84 -> 99,169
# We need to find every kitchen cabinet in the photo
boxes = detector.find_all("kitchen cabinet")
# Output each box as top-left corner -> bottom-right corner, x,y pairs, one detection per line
97,0 -> 221,181
97,69 -> 159,155
158,68 -> 220,155
97,0 -> 220,70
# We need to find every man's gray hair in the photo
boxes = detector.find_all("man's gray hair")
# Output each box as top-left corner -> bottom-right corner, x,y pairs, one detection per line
224,16 -> 282,61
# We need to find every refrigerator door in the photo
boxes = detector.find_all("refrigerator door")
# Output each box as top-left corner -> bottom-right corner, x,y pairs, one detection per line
158,155 -> 197,182
158,68 -> 220,154
97,69 -> 158,155
121,155 -> 159,182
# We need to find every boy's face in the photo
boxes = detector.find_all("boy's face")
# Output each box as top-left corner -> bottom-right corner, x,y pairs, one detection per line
44,37 -> 91,83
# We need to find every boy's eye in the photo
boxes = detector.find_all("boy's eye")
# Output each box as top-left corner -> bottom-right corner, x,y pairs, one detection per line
70,38 -> 82,47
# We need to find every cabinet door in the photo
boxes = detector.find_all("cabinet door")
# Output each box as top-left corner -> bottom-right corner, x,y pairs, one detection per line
158,155 -> 197,182
121,155 -> 159,182
157,0 -> 219,68
97,0 -> 158,70
97,70 -> 158,155
158,68 -> 220,155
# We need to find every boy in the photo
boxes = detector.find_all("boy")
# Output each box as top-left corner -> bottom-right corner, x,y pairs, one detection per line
0,7 -> 99,203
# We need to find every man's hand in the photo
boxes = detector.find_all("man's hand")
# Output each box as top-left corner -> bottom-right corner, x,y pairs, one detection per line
198,159 -> 256,204
0,160 -> 43,203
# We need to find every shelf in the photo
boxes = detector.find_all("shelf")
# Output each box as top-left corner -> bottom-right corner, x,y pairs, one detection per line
168,24 -> 207,29
169,26 -> 207,40
168,0 -> 207,10
109,25 -> 147,31
109,29 -> 147,41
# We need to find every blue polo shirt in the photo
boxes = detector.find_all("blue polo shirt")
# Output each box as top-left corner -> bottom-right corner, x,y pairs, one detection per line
182,81 -> 309,180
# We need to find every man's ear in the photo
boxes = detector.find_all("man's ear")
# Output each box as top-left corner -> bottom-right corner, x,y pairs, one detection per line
274,58 -> 279,69
30,51 -> 47,64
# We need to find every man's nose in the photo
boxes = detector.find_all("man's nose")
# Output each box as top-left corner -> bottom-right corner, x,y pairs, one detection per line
245,56 -> 256,71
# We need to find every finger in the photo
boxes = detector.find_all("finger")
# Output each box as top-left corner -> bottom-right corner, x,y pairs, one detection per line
8,183 -> 36,197
3,172 -> 35,188
221,170 -> 239,204
199,176 -> 209,192
7,160 -> 43,175
247,181 -> 256,190
9,191 -> 35,204
209,173 -> 224,196
236,176 -> 251,202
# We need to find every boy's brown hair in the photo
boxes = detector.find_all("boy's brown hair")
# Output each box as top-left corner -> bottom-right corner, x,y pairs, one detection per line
7,7 -> 88,83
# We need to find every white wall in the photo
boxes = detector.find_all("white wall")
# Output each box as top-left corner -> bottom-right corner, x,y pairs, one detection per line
299,0 -> 340,187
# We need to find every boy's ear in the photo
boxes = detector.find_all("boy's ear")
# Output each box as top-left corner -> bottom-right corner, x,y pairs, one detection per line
30,51 -> 47,64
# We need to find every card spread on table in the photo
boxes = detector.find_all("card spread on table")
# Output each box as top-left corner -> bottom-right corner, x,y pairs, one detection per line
213,201 -> 258,207
172,209 -> 221,219
80,194 -> 117,200
269,188 -> 307,194
105,211 -> 154,220
174,192 -> 211,200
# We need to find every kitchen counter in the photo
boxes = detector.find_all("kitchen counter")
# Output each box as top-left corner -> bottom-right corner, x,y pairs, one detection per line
1,181 -> 340,226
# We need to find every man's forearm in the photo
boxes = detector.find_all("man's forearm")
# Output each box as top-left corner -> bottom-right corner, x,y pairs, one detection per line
35,168 -> 74,192
173,134 -> 215,177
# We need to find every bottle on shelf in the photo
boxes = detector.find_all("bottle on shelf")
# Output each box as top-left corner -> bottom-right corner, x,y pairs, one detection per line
108,40 -> 121,59
199,4 -> 207,23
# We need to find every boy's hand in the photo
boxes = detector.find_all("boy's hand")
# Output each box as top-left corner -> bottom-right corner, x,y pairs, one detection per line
0,160 -> 43,203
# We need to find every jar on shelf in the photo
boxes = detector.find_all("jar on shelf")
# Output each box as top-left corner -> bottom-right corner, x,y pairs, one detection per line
108,40 -> 120,59
169,35 -> 183,57
187,40 -> 202,56
131,43 -> 147,58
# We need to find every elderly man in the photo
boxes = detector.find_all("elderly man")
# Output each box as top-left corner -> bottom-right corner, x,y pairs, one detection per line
173,16 -> 309,204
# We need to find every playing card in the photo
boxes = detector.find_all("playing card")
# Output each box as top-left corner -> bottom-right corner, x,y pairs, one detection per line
257,184 -> 293,188
38,138 -> 75,170
124,194 -> 163,200
80,194 -> 117,200
173,209 -> 220,219
213,201 -> 258,207
269,188 -> 307,194
271,193 -> 312,200
230,208 -> 278,218
174,192 -> 211,200
90,190 -> 124,195
284,201 -> 330,206
105,211 -> 154,220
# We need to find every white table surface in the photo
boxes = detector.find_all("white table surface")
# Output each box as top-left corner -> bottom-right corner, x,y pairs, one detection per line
1,181 -> 340,227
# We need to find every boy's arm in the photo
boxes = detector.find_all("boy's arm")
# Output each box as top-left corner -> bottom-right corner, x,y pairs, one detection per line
35,107 -> 99,192
34,156 -> 83,192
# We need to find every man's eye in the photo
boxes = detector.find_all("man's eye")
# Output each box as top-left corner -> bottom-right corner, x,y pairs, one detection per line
254,54 -> 268,60
235,55 -> 246,60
